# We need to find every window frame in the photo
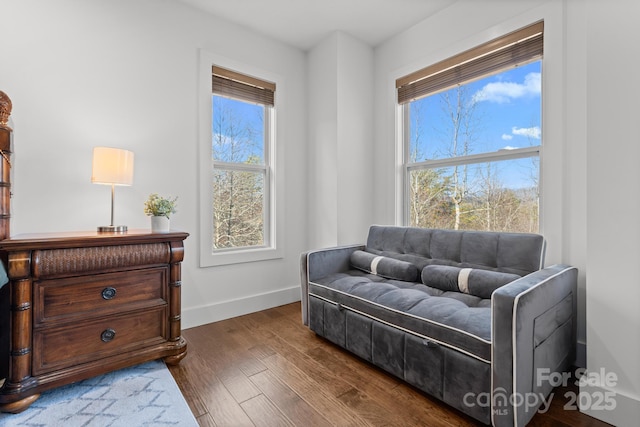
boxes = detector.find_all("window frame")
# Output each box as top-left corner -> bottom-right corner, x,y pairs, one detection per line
198,50 -> 283,267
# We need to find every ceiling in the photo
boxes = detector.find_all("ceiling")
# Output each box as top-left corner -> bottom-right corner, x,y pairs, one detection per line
176,0 -> 457,50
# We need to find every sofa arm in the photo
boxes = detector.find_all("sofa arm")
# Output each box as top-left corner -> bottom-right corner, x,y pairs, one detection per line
300,244 -> 364,325
491,264 -> 578,427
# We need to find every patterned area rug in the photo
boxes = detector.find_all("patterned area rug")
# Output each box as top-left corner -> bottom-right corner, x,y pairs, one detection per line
0,360 -> 198,426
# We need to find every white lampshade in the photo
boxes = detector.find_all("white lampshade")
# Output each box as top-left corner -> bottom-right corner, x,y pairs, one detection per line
91,147 -> 134,186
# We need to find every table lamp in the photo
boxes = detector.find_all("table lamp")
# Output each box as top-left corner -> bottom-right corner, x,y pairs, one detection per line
91,147 -> 134,233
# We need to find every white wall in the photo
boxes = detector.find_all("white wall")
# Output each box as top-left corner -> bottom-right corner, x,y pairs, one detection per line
308,31 -> 374,249
583,0 -> 640,424
308,34 -> 339,249
0,0 -> 307,328
563,0 -> 589,372
336,33 -> 375,246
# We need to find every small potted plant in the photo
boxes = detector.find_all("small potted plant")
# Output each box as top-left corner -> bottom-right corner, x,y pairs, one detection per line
144,193 -> 177,233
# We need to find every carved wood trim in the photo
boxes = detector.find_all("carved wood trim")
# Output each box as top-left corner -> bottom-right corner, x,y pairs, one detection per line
32,243 -> 170,278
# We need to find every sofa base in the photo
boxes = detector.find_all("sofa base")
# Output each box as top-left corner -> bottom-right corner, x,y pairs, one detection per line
309,295 -> 491,424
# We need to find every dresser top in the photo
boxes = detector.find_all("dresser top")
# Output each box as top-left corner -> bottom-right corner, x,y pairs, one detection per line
0,229 -> 189,251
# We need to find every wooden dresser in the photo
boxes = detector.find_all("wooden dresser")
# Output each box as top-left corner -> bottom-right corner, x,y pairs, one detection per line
0,229 -> 189,413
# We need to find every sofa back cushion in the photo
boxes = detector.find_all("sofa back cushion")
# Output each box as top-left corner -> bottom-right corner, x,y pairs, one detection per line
365,226 -> 545,277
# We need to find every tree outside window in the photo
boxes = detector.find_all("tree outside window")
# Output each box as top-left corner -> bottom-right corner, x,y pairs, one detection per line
404,61 -> 541,233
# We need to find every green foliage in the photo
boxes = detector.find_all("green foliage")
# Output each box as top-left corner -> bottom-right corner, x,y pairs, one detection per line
144,193 -> 178,219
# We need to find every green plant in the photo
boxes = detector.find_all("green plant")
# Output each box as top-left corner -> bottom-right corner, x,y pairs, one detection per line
144,193 -> 178,218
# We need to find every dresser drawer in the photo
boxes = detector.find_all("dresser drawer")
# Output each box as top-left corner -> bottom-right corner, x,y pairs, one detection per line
34,267 -> 168,326
32,306 -> 167,375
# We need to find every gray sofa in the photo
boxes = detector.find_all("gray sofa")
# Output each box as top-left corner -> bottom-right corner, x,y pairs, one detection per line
300,225 -> 577,426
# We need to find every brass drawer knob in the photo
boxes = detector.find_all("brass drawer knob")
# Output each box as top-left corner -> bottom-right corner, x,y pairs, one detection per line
101,328 -> 116,342
101,287 -> 117,300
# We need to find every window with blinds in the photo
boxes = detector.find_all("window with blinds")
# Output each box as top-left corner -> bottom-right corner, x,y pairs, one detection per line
212,66 -> 275,106
396,21 -> 543,104
211,66 -> 276,251
398,22 -> 543,233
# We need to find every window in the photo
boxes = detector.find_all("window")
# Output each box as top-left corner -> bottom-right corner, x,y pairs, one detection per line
199,59 -> 281,266
397,22 -> 543,233
211,66 -> 275,251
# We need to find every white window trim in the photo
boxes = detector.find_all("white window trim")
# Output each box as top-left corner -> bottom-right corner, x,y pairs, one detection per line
198,49 -> 284,267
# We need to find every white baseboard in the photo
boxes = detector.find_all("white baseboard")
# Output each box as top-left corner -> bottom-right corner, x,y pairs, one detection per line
579,382 -> 640,425
182,286 -> 301,329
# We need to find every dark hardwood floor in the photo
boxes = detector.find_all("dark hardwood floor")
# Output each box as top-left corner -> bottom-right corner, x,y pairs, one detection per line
168,302 -> 611,427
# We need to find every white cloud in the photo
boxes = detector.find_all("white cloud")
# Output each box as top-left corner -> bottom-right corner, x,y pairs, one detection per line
473,72 -> 541,104
501,134 -> 513,140
512,126 -> 541,139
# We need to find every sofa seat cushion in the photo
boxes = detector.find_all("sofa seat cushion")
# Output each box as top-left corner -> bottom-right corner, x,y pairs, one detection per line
309,269 -> 492,362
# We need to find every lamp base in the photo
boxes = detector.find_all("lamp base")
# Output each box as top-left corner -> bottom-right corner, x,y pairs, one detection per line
97,225 -> 128,233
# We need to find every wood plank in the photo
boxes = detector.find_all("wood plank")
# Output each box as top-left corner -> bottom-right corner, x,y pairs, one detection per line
391,383 -> 477,427
166,356 -> 208,418
336,387 -> 411,426
249,369 -> 332,427
216,366 -> 262,404
170,350 -> 254,426
194,412 -> 217,427
205,377 -> 255,426
260,353 -> 371,426
233,316 -> 353,397
305,344 -> 401,395
240,394 -> 294,427
182,321 -> 263,404
235,353 -> 268,377
260,341 -> 354,397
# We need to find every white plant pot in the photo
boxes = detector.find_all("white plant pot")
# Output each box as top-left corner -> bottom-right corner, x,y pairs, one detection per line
151,216 -> 170,233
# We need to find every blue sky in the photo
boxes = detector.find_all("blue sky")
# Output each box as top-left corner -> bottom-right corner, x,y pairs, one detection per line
212,95 -> 265,163
410,61 -> 541,159
409,61 -> 541,189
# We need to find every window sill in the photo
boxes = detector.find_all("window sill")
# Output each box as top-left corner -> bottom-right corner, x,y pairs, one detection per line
199,245 -> 283,267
